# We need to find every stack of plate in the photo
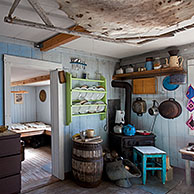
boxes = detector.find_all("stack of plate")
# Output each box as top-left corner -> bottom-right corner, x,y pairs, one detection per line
72,86 -> 105,101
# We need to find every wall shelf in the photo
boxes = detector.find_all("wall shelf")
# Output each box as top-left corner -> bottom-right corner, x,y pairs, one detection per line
72,112 -> 106,117
66,72 -> 107,125
112,67 -> 185,80
72,77 -> 104,82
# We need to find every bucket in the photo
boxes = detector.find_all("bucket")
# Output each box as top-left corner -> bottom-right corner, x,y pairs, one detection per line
72,140 -> 103,187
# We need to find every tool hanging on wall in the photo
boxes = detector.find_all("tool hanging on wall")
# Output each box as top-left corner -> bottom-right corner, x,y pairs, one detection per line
58,70 -> 66,84
148,100 -> 159,133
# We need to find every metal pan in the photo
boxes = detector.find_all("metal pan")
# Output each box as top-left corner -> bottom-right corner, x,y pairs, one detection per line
158,98 -> 182,119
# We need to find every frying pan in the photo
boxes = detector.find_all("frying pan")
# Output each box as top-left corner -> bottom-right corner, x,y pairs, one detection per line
159,98 -> 182,119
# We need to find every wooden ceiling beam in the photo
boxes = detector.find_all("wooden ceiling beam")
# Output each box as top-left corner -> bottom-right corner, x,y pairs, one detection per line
40,26 -> 89,52
11,74 -> 50,87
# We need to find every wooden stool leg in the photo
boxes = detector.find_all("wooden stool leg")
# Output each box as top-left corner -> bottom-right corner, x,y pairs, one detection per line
185,160 -> 191,186
162,155 -> 166,184
143,155 -> 147,185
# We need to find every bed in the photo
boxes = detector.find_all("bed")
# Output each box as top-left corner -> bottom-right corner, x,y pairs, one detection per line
10,122 -> 51,137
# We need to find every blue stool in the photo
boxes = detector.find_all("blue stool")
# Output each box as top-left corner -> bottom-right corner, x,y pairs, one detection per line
133,146 -> 166,185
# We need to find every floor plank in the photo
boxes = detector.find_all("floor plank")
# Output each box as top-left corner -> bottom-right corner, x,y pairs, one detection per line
21,146 -> 58,193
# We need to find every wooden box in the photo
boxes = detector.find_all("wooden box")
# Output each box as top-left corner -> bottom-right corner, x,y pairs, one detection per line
133,77 -> 157,94
157,166 -> 173,181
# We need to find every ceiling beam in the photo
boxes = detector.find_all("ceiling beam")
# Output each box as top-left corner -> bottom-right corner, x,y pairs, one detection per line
39,26 -> 88,51
27,0 -> 53,26
8,0 -> 21,17
4,17 -> 136,45
11,74 -> 50,87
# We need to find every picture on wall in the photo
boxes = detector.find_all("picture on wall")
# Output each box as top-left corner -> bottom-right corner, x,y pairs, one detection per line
14,93 -> 23,104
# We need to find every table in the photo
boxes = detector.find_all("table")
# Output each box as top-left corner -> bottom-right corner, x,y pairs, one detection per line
179,147 -> 194,186
133,146 -> 166,185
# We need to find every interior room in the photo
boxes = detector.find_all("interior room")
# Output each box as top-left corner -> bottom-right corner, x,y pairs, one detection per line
10,67 -> 53,192
0,1 -> 194,194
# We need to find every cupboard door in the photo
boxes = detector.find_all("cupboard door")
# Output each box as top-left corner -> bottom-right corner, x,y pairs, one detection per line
133,77 -> 157,94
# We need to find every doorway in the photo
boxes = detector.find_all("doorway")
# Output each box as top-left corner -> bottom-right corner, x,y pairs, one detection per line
4,55 -> 65,190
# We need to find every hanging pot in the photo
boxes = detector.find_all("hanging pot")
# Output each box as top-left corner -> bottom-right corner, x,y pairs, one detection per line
132,97 -> 147,116
148,100 -> 159,116
158,98 -> 182,119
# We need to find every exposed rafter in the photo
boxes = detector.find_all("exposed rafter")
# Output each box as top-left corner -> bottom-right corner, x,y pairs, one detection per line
11,74 -> 50,86
8,0 -> 21,17
27,0 -> 53,26
38,26 -> 89,51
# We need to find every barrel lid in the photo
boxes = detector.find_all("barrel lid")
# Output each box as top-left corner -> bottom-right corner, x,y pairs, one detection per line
72,137 -> 103,144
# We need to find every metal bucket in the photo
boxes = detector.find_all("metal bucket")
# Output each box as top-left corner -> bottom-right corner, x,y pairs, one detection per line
72,140 -> 103,187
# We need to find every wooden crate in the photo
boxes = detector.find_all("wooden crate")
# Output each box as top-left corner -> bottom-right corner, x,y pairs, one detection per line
133,77 -> 157,94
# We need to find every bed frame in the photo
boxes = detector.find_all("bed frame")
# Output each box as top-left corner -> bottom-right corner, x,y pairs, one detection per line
10,126 -> 51,137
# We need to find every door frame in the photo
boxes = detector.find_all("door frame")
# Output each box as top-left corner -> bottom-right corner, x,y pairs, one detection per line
4,54 -> 65,180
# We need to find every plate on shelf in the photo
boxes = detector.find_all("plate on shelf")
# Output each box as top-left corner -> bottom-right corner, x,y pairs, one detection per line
79,102 -> 90,114
72,91 -> 80,101
96,101 -> 105,112
88,103 -> 97,113
78,87 -> 87,100
85,92 -> 94,101
72,103 -> 81,115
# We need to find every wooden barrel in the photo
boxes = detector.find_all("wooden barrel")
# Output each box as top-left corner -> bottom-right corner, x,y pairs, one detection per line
72,139 -> 103,188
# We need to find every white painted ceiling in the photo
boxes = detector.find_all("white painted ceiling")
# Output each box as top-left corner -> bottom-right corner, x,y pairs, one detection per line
11,67 -> 50,86
1,0 -> 194,58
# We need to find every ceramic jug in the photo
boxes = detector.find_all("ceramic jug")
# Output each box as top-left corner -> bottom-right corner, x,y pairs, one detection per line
165,56 -> 184,68
115,110 -> 125,124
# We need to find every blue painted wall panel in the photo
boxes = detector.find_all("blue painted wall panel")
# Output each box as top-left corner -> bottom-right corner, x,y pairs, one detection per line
11,86 -> 37,123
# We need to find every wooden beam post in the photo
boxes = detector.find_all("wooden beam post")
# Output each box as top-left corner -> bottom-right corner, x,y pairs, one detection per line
39,26 -> 89,51
11,74 -> 50,86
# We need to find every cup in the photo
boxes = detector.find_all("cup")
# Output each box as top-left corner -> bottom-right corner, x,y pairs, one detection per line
86,129 -> 95,138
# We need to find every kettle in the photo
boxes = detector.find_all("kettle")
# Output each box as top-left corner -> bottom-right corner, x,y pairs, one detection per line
165,56 -> 184,68
148,100 -> 159,116
122,124 -> 136,136
132,97 -> 147,116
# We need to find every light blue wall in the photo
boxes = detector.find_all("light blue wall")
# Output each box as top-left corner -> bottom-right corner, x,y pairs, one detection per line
0,39 -> 118,172
11,86 -> 36,123
36,86 -> 51,124
120,44 -> 194,168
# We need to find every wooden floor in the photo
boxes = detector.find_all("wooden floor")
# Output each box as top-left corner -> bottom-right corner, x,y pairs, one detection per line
25,168 -> 194,194
24,178 -> 194,194
21,146 -> 58,193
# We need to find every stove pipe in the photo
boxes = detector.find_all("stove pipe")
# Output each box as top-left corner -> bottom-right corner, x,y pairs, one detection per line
111,81 -> 132,124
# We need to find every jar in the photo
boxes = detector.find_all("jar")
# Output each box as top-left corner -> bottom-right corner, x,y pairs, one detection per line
145,57 -> 153,71
154,57 -> 161,70
125,64 -> 134,73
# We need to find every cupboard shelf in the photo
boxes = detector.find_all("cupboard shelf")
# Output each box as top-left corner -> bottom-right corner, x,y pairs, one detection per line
66,72 -> 107,125
112,67 -> 185,80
